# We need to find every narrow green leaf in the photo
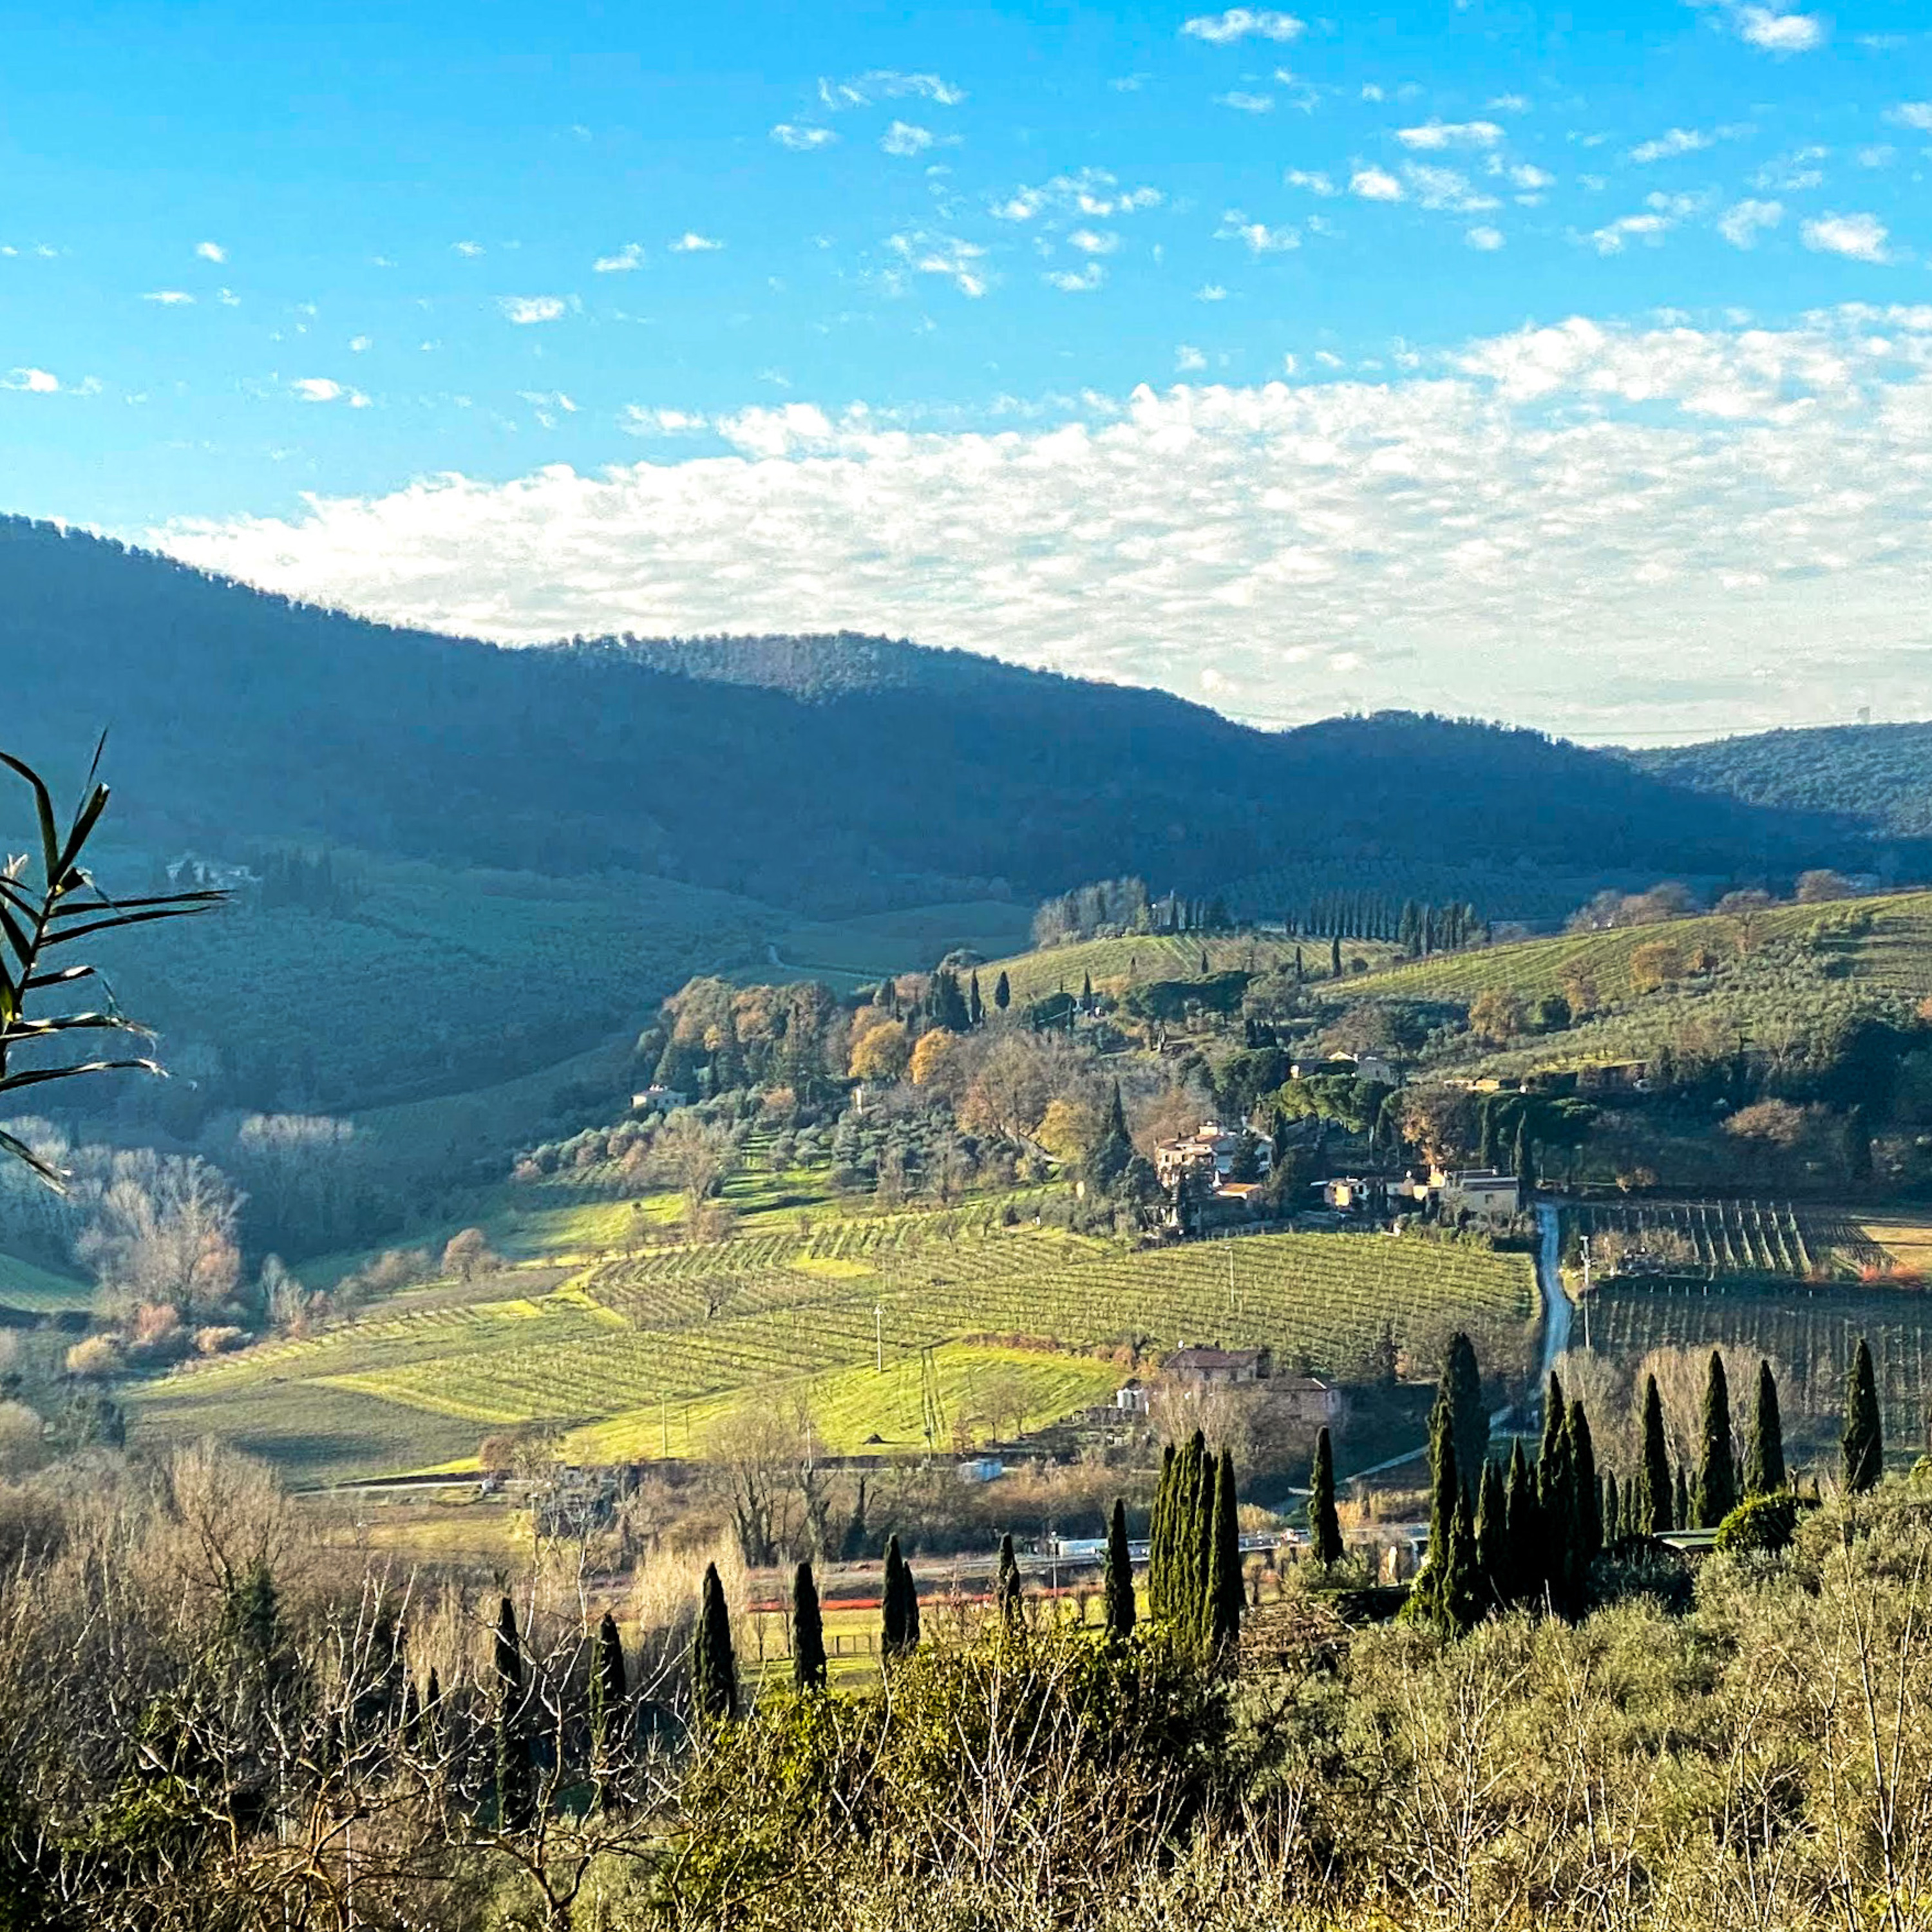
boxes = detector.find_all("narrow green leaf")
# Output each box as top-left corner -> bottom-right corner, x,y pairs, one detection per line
0,752 -> 61,886
52,782 -> 111,882
41,905 -> 218,949
0,1056 -> 165,1095
0,1125 -> 64,1193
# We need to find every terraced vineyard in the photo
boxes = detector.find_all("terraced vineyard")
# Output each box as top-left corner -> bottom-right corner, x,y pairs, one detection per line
130,1214 -> 1536,1482
1568,1200 -> 1888,1282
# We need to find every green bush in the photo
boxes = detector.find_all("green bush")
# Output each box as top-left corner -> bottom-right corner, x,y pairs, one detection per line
1714,1492 -> 1801,1555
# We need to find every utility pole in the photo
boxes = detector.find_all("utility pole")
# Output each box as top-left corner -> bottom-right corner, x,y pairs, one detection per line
1580,1236 -> 1593,1351
876,1303 -> 883,1373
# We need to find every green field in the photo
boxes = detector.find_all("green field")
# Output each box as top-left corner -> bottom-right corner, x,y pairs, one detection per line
0,1250 -> 93,1316
768,900 -> 1035,987
129,1212 -> 1536,1484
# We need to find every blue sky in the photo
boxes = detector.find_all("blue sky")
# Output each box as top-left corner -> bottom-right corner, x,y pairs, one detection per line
5,0 -> 1931,738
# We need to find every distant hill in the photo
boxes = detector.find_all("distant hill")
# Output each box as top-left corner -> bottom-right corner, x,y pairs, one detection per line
1630,723 -> 1932,846
0,517 -> 1882,921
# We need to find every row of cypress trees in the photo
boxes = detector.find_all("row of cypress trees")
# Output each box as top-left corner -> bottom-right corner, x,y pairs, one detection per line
1146,1430 -> 1244,1654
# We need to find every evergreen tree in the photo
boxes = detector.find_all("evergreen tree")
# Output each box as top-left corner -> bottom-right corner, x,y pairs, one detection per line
1309,1427 -> 1344,1567
882,1535 -> 922,1658
1080,970 -> 1094,1012
993,970 -> 1010,1012
1513,1119 -> 1535,1194
1566,1400 -> 1601,1609
1473,1454 -> 1509,1607
1746,1359 -> 1786,1495
691,1562 -> 739,1724
1842,1336 -> 1884,1494
996,1533 -> 1024,1627
791,1560 -> 827,1691
1602,1470 -> 1620,1547
1441,1334 -> 1490,1504
1504,1441 -> 1537,1603
1536,1376 -> 1573,1607
1147,1442 -> 1177,1620
1206,1447 -> 1243,1654
1330,934 -> 1343,978
968,972 -> 984,1028
494,1596 -> 533,1830
1694,1350 -> 1738,1528
1422,1400 -> 1461,1594
1102,1497 -> 1136,1643
1673,1464 -> 1690,1533
590,1611 -> 629,1808
1638,1374 -> 1674,1535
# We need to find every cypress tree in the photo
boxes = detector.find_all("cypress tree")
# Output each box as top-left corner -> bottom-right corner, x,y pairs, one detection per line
993,970 -> 1010,1012
1638,1374 -> 1674,1535
1503,1440 -> 1537,1602
691,1562 -> 738,1724
1746,1359 -> 1786,1496
1673,1464 -> 1690,1533
881,1535 -> 921,1658
968,971 -> 984,1028
1205,1448 -> 1243,1654
996,1532 -> 1024,1627
1568,1400 -> 1602,1569
1309,1427 -> 1344,1567
1148,1443 -> 1176,1620
1694,1351 -> 1738,1528
1102,1497 -> 1136,1643
1422,1399 -> 1461,1593
1535,1371 -> 1571,1602
791,1560 -> 827,1691
1514,1119 -> 1535,1195
494,1596 -> 532,1831
1842,1336 -> 1883,1494
1180,1430 -> 1213,1630
1602,1470 -> 1620,1547
1441,1334 -> 1489,1504
1080,970 -> 1094,1012
1473,1454 -> 1509,1607
589,1611 -> 629,1808
1330,934 -> 1343,978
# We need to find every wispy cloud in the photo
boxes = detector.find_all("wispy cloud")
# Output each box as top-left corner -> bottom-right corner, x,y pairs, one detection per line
1180,8 -> 1304,43
1886,102 -> 1932,133
989,171 -> 1162,222
194,240 -> 227,263
1217,91 -> 1275,113
1066,229 -> 1119,255
817,70 -> 964,111
886,231 -> 988,298
1285,169 -> 1337,195
1801,211 -> 1889,261
771,123 -> 837,150
1043,263 -> 1105,292
452,240 -> 484,258
1350,166 -> 1404,202
1466,226 -> 1505,251
142,289 -> 194,305
290,377 -> 369,406
1176,345 -> 1208,372
1629,128 -> 1713,163
593,243 -> 646,273
1396,119 -> 1503,150
1718,198 -> 1783,247
499,295 -> 567,323
3,367 -> 61,393
621,406 -> 709,436
668,232 -> 724,253
880,120 -> 935,156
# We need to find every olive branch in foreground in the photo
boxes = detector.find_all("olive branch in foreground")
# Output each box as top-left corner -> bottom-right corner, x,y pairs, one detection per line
1,744 -> 223,1188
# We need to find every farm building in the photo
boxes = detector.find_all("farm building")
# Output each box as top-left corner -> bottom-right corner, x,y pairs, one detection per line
1276,1375 -> 1347,1426
1166,1344 -> 1273,1386
1435,1169 -> 1524,1218
1154,1122 -> 1274,1192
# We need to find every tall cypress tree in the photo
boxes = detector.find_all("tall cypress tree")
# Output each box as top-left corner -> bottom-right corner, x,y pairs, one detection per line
1441,1334 -> 1489,1504
1567,1399 -> 1602,1573
1673,1464 -> 1690,1533
1473,1454 -> 1510,1607
1181,1430 -> 1213,1631
1514,1119 -> 1535,1195
1148,1443 -> 1176,1620
1694,1351 -> 1738,1528
1503,1441 -> 1537,1604
1205,1449 -> 1243,1654
1102,1497 -> 1136,1643
1842,1336 -> 1884,1494
993,970 -> 1010,1012
1746,1359 -> 1786,1496
1422,1399 -> 1461,1595
882,1535 -> 921,1658
1330,934 -> 1343,978
1602,1470 -> 1620,1548
494,1596 -> 532,1830
1638,1374 -> 1674,1535
691,1562 -> 738,1725
996,1533 -> 1024,1628
1535,1372 -> 1571,1603
968,972 -> 984,1028
791,1560 -> 827,1691
589,1610 -> 628,1808
1308,1427 -> 1344,1567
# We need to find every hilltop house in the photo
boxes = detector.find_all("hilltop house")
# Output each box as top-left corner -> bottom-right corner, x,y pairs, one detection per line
1154,1122 -> 1274,1193
1165,1344 -> 1273,1386
1435,1168 -> 1524,1218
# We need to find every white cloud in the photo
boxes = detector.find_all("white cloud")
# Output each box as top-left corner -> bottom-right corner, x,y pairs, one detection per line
621,406 -> 709,436
194,240 -> 227,263
1887,103 -> 1932,133
1285,169 -> 1337,195
1044,263 -> 1106,292
1718,198 -> 1783,247
1801,212 -> 1890,262
1175,345 -> 1208,372
1196,283 -> 1228,301
1585,193 -> 1701,254
886,231 -> 987,298
594,243 -> 647,273
1217,91 -> 1275,113
1629,128 -> 1712,163
1066,228 -> 1119,255
453,241 -> 484,258
1466,226 -> 1504,251
1232,222 -> 1299,253
1507,164 -> 1554,193
1405,165 -> 1499,213
817,70 -> 964,111
3,367 -> 60,393
880,120 -> 936,156
1350,166 -> 1404,202
1753,146 -> 1828,191
989,170 -> 1162,222
142,290 -> 194,305
668,232 -> 724,253
349,334 -> 372,352
1180,9 -> 1304,44
771,123 -> 837,150
1396,120 -> 1503,150
290,377 -> 370,406
159,308 -> 1932,742
1734,6 -> 1826,50
499,295 -> 567,323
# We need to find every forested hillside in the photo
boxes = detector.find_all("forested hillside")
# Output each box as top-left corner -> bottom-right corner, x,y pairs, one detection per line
0,516 -> 1881,918
1631,722 -> 1932,843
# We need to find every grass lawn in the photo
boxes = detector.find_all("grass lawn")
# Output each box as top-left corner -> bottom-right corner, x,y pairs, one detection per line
0,1250 -> 93,1316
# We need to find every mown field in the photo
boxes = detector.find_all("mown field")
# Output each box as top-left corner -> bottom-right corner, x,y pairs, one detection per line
0,1250 -> 93,1317
129,1211 -> 1537,1484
